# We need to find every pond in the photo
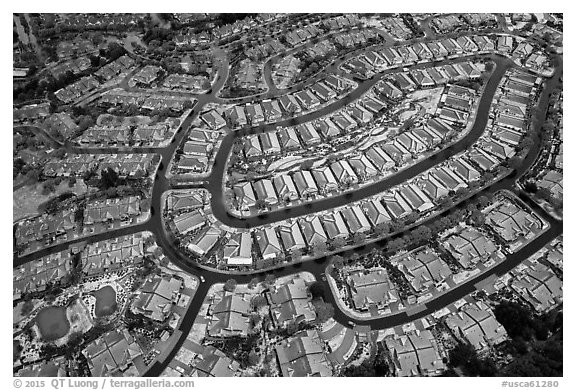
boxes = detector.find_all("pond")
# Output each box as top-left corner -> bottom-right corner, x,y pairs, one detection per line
36,306 -> 70,342
92,286 -> 117,318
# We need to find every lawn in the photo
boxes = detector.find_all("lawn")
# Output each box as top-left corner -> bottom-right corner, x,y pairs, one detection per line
13,179 -> 89,222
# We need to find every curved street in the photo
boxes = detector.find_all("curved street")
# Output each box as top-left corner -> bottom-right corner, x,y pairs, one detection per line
13,21 -> 563,377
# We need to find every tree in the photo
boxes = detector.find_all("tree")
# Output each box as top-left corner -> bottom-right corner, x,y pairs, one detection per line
248,277 -> 259,289
387,237 -> 406,253
20,300 -> 34,316
100,167 -> 120,190
264,274 -> 275,288
311,241 -> 328,257
330,236 -> 346,250
252,295 -> 268,309
248,350 -> 260,366
313,301 -> 334,324
469,210 -> 486,226
494,301 -> 535,340
374,222 -> 390,236
291,249 -> 302,262
352,232 -> 366,245
255,199 -> 268,210
224,278 -> 237,292
308,281 -> 326,300
331,255 -> 345,270
525,181 -> 538,193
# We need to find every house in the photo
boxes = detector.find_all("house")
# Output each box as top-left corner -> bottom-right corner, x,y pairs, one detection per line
233,182 -> 257,211
426,41 -> 449,58
480,139 -> 516,160
382,142 -> 412,164
310,82 -> 336,102
278,95 -> 302,114
314,118 -> 341,139
261,100 -> 282,122
82,329 -> 143,377
244,104 -> 265,125
292,171 -> 319,199
260,132 -> 281,155
186,227 -> 222,257
324,74 -> 350,93
253,179 -> 279,206
384,330 -> 446,377
430,166 -> 467,192
395,132 -> 428,154
277,219 -> 306,253
294,90 -> 320,110
298,216 -> 328,247
398,183 -> 434,212
365,145 -> 396,171
340,205 -> 371,234
443,227 -> 498,269
207,291 -> 251,338
255,228 -> 282,260
375,80 -> 403,101
223,232 -> 253,266
444,301 -> 508,351
331,112 -> 357,131
397,247 -> 452,292
416,173 -> 450,201
277,127 -> 301,150
312,166 -> 339,194
438,107 -> 469,126
348,105 -> 373,124
410,69 -> 435,88
382,190 -> 413,219
321,211 -> 349,240
349,154 -> 379,180
267,277 -> 316,327
361,199 -> 392,227
275,329 -> 332,377
330,160 -> 358,187
510,262 -> 562,314
133,274 -> 183,322
297,123 -> 321,146
447,158 -> 481,183
467,148 -> 500,171
173,209 -> 206,236
243,135 -> 263,159
201,110 -> 227,130
485,199 -> 542,244
361,96 -> 387,114
273,174 -> 299,202
347,268 -> 398,311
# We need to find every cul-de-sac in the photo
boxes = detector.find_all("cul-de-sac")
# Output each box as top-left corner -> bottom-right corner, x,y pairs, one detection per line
13,13 -> 563,377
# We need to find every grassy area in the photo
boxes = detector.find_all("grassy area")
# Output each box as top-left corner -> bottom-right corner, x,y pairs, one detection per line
13,179 -> 90,222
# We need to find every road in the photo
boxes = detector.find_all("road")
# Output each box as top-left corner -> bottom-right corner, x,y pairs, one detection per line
12,21 -> 563,377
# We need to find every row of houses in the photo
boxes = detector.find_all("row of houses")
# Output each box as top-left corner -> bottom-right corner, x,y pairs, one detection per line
76,115 -> 183,147
83,196 -> 142,231
43,153 -> 157,178
15,208 -> 77,251
81,233 -> 145,277
50,56 -> 91,79
509,261 -> 562,314
54,75 -> 100,104
342,34 -> 497,79
233,115 -> 461,211
132,273 -> 183,322
82,327 -> 145,377
13,250 -> 72,300
173,125 -> 222,174
94,55 -> 136,81
430,13 -> 498,34
129,65 -> 163,87
224,74 -> 355,129
99,89 -> 195,112
378,16 -> 416,40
